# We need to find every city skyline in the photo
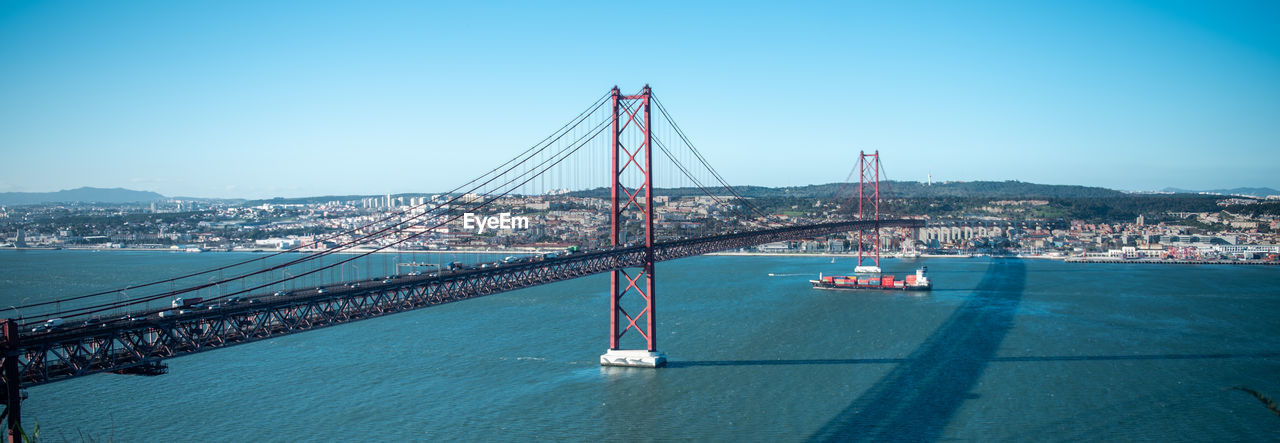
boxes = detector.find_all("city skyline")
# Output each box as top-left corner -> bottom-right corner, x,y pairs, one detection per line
2,1 -> 1278,199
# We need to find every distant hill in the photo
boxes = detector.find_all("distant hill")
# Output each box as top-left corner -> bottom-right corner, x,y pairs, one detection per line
1161,187 -> 1280,198
16,181 -> 1263,207
170,196 -> 248,204
0,187 -> 165,206
571,180 -> 1124,199
849,180 -> 1124,199
242,193 -> 437,206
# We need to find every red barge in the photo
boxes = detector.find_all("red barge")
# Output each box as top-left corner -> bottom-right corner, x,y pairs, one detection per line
810,265 -> 932,291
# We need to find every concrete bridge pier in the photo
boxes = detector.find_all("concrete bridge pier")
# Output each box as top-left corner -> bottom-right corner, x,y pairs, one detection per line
601,349 -> 667,368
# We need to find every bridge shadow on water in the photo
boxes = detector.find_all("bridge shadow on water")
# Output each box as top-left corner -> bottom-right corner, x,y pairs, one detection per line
665,352 -> 1280,368
809,259 -> 1025,442
666,260 -> 1280,440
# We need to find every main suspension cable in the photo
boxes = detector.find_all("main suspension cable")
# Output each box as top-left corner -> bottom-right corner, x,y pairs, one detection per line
33,105 -> 616,323
16,92 -> 612,313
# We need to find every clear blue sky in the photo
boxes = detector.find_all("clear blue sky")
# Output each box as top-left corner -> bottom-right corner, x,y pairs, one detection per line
2,1 -> 1277,199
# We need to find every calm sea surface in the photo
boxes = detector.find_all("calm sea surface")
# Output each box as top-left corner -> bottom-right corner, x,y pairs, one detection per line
1,249 -> 1278,441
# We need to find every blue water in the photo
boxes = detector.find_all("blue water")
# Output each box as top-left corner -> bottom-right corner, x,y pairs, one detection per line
2,250 -> 1279,440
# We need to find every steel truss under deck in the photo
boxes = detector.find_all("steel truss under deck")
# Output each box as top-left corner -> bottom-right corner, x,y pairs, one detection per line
3,218 -> 921,388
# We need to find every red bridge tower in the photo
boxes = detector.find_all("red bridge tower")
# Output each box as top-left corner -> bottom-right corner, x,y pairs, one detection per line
600,85 -> 667,368
856,150 -> 881,270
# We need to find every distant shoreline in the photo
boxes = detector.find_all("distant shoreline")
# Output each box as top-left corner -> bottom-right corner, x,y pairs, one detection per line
6,247 -> 1274,266
1064,257 -> 1278,266
0,246 -> 557,256
705,251 -> 1066,260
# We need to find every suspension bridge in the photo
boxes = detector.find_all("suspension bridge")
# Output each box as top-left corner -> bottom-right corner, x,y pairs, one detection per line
0,86 -> 922,437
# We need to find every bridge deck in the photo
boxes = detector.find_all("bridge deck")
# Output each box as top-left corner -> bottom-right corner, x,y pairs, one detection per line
11,219 -> 922,386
